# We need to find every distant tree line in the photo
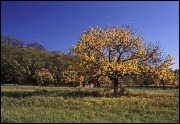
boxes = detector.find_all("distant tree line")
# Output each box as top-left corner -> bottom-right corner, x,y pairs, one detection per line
1,34 -> 74,86
1,34 -> 179,89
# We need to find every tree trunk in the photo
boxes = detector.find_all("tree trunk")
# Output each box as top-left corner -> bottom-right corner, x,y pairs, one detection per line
114,77 -> 118,97
83,81 -> 85,87
119,77 -> 126,96
162,82 -> 166,90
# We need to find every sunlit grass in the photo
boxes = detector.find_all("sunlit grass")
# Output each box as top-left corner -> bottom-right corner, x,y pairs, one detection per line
1,84 -> 179,123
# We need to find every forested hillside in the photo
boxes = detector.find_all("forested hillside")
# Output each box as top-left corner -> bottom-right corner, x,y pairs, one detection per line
1,34 -> 74,86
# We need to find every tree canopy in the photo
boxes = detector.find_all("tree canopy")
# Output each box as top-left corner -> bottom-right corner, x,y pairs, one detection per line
63,26 -> 178,96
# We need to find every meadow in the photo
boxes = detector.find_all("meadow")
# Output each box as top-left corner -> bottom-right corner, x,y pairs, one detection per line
1,84 -> 179,123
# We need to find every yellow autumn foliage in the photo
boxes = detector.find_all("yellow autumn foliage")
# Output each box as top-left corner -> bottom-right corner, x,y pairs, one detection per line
62,25 -> 176,88
34,68 -> 55,85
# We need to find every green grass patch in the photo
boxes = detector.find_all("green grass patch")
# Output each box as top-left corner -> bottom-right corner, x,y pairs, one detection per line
1,84 -> 179,123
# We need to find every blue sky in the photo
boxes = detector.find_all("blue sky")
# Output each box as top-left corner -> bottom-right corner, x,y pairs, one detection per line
1,1 -> 179,70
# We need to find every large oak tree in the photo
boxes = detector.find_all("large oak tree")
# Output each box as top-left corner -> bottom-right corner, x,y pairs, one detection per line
67,26 -> 176,97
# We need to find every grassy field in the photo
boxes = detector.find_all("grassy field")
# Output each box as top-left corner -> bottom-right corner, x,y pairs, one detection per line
1,84 -> 179,123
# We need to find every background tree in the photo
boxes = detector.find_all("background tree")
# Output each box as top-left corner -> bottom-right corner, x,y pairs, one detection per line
34,68 -> 55,86
1,34 -> 24,47
174,69 -> 179,88
46,51 -> 74,86
1,43 -> 27,84
1,35 -> 73,86
26,42 -> 46,50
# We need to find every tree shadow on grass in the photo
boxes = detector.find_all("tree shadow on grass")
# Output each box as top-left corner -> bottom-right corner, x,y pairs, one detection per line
1,89 -> 102,98
1,89 -> 50,98
2,88 -> 175,99
1,91 -> 34,98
